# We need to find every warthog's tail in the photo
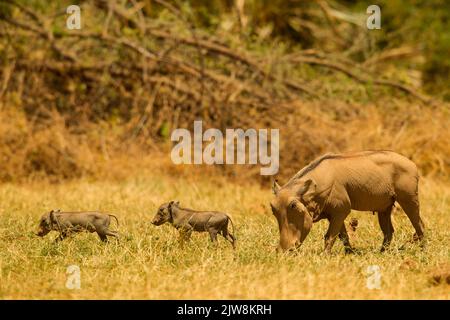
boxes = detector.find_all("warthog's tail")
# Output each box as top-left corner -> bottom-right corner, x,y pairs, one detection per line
227,215 -> 236,239
109,214 -> 119,228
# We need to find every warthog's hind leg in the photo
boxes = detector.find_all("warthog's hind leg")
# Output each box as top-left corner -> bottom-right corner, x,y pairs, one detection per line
98,233 -> 108,242
105,230 -> 120,242
377,205 -> 394,252
54,231 -> 68,243
96,226 -> 113,242
208,228 -> 219,243
220,227 -> 236,249
397,194 -> 425,248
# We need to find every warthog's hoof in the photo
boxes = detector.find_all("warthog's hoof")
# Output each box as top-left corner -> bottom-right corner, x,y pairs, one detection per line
345,247 -> 356,255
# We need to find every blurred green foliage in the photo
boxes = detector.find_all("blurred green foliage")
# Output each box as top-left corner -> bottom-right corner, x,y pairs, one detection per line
1,0 -> 448,102
183,0 -> 450,98
368,0 -> 450,98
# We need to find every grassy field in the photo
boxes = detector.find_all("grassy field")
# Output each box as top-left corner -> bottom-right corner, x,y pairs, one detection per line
0,172 -> 448,299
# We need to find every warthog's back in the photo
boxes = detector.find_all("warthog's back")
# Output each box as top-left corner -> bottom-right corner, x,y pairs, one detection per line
56,211 -> 111,229
330,150 -> 417,178
293,151 -> 416,180
175,208 -> 229,231
294,151 -> 418,212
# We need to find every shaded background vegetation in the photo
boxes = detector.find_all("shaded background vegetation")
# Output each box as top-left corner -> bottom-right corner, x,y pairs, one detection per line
0,0 -> 449,183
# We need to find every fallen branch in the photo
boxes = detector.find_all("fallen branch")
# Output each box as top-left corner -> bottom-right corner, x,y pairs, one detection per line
98,1 -> 317,97
290,55 -> 431,104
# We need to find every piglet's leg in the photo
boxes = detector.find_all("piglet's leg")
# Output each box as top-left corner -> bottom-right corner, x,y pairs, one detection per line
177,226 -> 192,248
98,233 -> 108,242
95,226 -> 110,242
54,231 -> 68,243
208,228 -> 219,243
105,230 -> 120,242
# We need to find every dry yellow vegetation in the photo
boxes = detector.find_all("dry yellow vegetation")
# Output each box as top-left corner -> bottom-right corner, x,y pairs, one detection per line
1,0 -> 449,301
0,170 -> 448,299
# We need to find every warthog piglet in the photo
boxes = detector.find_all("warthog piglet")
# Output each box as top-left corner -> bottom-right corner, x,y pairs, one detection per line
152,201 -> 236,248
36,209 -> 119,242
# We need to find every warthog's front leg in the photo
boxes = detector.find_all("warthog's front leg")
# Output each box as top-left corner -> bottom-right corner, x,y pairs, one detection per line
324,211 -> 349,254
220,228 -> 236,249
178,226 -> 193,248
54,231 -> 68,243
338,224 -> 355,254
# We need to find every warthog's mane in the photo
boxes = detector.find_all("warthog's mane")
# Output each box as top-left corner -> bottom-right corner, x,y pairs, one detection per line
176,206 -> 197,212
284,150 -> 391,188
173,205 -> 209,214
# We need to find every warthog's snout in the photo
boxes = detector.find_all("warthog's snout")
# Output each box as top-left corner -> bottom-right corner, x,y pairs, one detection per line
151,210 -> 167,226
36,229 -> 48,237
277,242 -> 301,253
151,217 -> 163,226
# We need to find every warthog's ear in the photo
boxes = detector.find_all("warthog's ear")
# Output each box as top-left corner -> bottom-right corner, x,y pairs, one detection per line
49,210 -> 62,231
49,211 -> 57,223
44,214 -> 51,226
272,179 -> 281,195
288,198 -> 312,242
169,200 -> 180,208
299,179 -> 317,203
48,211 -> 56,228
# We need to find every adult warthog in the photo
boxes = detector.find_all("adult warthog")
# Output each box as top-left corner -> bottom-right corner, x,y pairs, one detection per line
271,150 -> 425,253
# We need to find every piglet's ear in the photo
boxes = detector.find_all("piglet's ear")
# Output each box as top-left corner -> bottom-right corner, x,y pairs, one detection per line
49,211 -> 57,223
169,200 -> 179,208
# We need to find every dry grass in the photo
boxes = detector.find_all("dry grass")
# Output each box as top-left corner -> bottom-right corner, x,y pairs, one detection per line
0,171 -> 448,299
1,0 -> 448,301
1,99 -> 449,184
